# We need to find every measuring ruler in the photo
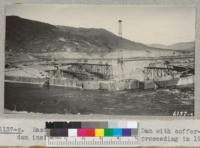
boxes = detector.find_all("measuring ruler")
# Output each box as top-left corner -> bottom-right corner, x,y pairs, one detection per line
46,137 -> 139,147
45,121 -> 139,147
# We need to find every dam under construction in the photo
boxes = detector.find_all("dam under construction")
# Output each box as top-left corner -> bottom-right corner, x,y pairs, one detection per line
5,19 -> 194,91
5,55 -> 194,91
4,15 -> 195,115
5,55 -> 195,115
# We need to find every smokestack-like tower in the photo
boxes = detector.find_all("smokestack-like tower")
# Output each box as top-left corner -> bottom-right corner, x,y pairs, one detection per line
117,19 -> 124,79
118,20 -> 122,38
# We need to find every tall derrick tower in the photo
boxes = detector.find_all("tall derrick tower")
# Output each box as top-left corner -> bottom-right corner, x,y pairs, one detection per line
117,19 -> 124,79
118,20 -> 122,38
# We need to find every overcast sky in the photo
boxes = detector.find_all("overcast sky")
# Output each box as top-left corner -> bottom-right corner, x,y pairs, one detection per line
6,4 -> 195,45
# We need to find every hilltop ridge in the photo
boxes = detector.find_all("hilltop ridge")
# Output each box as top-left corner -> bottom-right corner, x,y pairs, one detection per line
6,15 -> 178,57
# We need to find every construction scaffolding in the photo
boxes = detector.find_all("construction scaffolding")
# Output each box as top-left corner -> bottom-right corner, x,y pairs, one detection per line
144,67 -> 178,81
65,63 -> 113,80
46,63 -> 113,81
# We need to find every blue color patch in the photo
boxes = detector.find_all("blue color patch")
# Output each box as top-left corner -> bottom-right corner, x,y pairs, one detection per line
113,128 -> 122,137
122,128 -> 132,136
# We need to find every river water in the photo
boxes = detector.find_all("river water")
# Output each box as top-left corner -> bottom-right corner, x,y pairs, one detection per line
5,82 -> 194,116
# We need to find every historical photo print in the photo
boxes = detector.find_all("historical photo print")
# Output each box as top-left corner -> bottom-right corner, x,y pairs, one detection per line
4,5 -> 195,116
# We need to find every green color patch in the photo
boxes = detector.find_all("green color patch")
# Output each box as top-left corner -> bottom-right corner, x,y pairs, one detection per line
104,128 -> 113,137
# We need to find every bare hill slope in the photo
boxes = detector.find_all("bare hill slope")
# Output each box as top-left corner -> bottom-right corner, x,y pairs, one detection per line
6,16 -> 176,57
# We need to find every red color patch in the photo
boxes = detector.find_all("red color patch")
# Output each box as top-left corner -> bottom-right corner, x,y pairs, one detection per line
85,128 -> 95,137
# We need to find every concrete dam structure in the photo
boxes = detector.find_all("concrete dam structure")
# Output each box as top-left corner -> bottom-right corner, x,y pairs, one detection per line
5,55 -> 194,91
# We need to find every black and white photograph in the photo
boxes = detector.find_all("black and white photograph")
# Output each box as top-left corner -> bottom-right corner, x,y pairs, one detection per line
4,4 -> 195,116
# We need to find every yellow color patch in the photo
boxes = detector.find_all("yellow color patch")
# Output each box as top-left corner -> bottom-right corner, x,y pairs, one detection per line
95,128 -> 104,137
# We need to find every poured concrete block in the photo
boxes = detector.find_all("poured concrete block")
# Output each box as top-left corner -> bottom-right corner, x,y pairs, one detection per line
144,80 -> 157,89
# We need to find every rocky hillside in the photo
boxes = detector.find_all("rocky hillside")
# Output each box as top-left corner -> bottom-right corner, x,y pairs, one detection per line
6,16 -> 175,57
150,41 -> 195,51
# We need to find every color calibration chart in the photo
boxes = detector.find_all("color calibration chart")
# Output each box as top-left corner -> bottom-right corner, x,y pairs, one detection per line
46,121 -> 139,147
